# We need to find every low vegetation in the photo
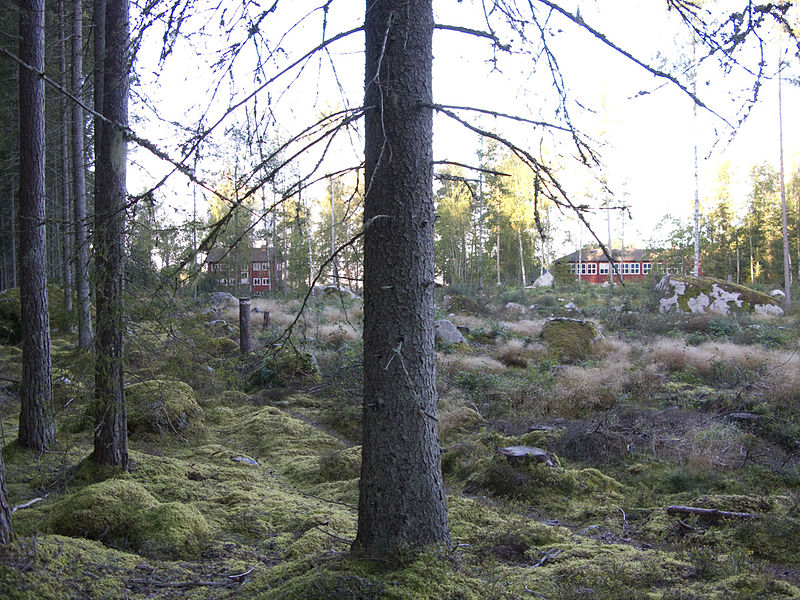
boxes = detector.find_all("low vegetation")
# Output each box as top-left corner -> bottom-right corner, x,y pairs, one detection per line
1,282 -> 800,599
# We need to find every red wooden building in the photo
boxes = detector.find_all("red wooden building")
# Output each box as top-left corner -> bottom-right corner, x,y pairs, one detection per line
560,248 -> 654,284
206,245 -> 281,295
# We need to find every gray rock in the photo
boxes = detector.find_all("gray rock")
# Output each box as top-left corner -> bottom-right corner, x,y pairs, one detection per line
563,302 -> 579,312
205,291 -> 239,306
504,302 -> 527,315
532,271 -> 554,287
434,319 -> 467,345
770,289 -> 786,298
657,274 -> 783,316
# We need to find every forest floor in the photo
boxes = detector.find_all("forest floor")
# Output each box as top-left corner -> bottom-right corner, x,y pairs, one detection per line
1,281 -> 800,599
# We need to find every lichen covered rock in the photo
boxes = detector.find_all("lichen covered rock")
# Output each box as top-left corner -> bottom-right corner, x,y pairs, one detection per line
656,274 -> 783,316
125,380 -> 203,435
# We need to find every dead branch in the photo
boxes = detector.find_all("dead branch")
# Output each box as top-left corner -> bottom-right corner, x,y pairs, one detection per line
434,160 -> 511,178
434,23 -> 511,50
666,505 -> 762,520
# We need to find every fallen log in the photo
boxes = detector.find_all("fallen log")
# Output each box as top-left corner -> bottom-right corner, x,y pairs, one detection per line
666,505 -> 761,521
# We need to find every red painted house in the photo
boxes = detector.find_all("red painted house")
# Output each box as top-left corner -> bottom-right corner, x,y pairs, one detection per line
559,248 -> 654,284
206,245 -> 281,295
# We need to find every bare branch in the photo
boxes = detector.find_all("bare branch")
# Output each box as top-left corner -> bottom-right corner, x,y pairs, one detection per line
434,23 -> 511,50
433,160 -> 510,178
530,0 -> 735,128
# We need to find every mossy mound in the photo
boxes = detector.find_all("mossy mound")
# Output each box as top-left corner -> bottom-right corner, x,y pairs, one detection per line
125,379 -> 203,435
50,478 -> 158,546
317,446 -> 362,482
136,502 -> 211,559
251,347 -> 322,387
540,317 -> 602,362
47,477 -> 211,559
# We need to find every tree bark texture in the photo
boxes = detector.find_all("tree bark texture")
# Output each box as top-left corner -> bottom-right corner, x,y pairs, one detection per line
74,0 -> 93,348
0,444 -> 12,543
58,0 -> 73,318
93,0 -> 128,468
18,0 -> 55,451
353,0 -> 451,556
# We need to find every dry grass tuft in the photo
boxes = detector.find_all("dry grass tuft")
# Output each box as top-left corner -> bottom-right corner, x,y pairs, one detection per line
437,353 -> 507,374
494,339 -> 547,368
502,319 -> 544,337
687,423 -> 745,474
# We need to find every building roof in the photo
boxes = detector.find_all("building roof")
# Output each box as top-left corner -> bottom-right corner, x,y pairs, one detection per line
559,247 -> 654,263
207,245 -> 275,263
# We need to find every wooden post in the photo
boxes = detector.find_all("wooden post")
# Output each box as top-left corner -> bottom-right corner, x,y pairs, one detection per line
262,310 -> 270,331
239,297 -> 252,354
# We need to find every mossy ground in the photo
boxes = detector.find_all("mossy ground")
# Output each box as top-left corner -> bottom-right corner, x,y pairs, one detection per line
1,284 -> 800,598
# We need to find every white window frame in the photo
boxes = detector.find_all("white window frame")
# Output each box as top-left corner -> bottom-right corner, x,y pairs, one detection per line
253,278 -> 260,286
599,262 -> 609,274
642,262 -> 652,274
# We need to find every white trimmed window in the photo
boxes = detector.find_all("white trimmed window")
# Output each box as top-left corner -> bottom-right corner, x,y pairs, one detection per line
599,262 -> 610,274
642,262 -> 652,274
630,263 -> 640,275
253,278 -> 260,286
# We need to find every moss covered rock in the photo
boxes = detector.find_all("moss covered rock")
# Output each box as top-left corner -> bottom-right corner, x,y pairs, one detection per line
125,379 -> 203,435
540,317 -> 602,362
135,502 -> 211,559
657,274 -> 783,316
50,479 -> 158,546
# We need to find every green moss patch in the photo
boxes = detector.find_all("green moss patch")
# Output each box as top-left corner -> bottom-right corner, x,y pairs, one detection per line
540,317 -> 602,362
126,379 -> 203,435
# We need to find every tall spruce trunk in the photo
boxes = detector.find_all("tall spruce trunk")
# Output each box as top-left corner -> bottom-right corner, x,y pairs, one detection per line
353,0 -> 451,556
18,0 -> 55,451
58,0 -> 73,319
0,444 -> 12,543
74,0 -> 93,348
92,0 -> 128,468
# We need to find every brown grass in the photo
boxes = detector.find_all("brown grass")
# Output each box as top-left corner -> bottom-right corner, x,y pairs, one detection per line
437,353 -> 507,374
494,339 -> 547,367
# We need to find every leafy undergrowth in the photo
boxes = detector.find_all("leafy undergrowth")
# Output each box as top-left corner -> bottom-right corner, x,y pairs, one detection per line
1,288 -> 800,599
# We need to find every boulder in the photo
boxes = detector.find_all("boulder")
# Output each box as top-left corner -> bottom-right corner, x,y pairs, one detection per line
563,302 -> 580,312
504,302 -> 527,315
540,317 -> 602,362
532,271 -> 555,287
126,380 -> 203,435
434,319 -> 467,345
770,289 -> 786,298
201,291 -> 239,307
657,274 -> 783,316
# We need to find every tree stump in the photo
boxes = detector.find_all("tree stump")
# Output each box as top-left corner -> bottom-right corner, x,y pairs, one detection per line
262,310 -> 270,331
239,298 -> 252,354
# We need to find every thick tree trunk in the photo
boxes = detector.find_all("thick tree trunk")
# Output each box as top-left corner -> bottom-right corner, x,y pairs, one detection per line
93,0 -> 128,468
58,0 -> 73,319
18,0 -> 55,451
0,444 -> 12,543
353,0 -> 451,556
75,0 -> 93,348
18,0 -> 55,450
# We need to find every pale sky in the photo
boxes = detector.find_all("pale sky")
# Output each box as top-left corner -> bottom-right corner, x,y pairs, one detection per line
129,0 -> 800,256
